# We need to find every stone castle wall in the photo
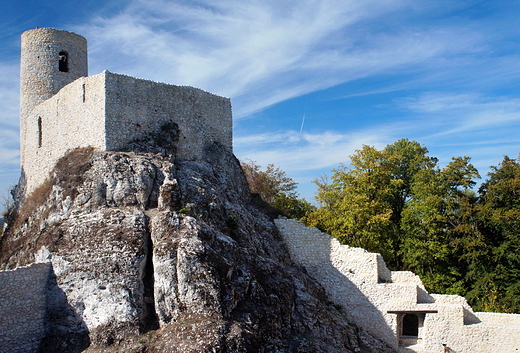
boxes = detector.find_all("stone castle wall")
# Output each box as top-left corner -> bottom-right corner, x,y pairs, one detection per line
22,74 -> 107,192
0,263 -> 51,353
21,71 -> 232,194
104,72 -> 233,160
20,28 -> 88,120
275,218 -> 405,346
275,218 -> 520,353
19,28 -> 232,194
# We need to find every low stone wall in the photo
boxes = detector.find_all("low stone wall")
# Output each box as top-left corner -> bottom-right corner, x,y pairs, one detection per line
275,218 -> 520,353
0,262 -> 51,353
275,218 -> 403,346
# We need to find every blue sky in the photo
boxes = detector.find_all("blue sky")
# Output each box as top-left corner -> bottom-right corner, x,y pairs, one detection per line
1,0 -> 520,208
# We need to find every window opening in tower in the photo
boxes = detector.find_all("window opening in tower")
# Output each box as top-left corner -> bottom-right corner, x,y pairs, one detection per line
59,51 -> 69,72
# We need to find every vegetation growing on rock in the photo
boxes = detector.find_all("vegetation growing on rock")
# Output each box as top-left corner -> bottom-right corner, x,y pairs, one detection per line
240,160 -> 316,220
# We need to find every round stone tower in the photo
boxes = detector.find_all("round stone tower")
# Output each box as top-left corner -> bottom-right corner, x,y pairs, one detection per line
20,28 -> 88,120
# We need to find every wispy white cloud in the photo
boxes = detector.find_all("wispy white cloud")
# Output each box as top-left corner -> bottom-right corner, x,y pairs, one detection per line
1,0 -> 518,205
235,126 -> 396,173
0,63 -> 20,166
0,62 -> 21,200
234,88 -> 520,201
0,62 -> 19,123
76,0 -> 488,118
399,92 -> 520,136
400,92 -> 483,113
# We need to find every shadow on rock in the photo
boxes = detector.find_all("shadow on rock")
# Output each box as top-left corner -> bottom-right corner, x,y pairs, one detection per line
40,264 -> 90,353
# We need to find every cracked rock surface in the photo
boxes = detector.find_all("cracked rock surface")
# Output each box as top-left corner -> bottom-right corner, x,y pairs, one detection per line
1,143 -> 394,353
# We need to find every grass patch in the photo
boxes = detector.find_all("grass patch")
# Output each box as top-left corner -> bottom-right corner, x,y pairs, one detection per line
9,147 -> 95,230
0,147 -> 95,265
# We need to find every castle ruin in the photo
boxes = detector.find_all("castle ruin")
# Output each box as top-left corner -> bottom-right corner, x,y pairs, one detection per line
2,28 -> 520,353
20,28 -> 232,194
276,218 -> 520,352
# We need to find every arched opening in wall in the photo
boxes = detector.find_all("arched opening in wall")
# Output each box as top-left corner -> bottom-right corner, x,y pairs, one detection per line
59,51 -> 69,72
37,117 -> 42,148
389,310 -> 434,347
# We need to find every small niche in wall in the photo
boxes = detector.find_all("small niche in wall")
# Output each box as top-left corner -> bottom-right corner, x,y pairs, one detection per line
37,117 -> 42,148
59,51 -> 69,72
82,83 -> 86,102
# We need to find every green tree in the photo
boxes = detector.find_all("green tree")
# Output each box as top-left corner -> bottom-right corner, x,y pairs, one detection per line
466,156 -> 520,313
305,145 -> 394,260
241,160 -> 315,219
400,157 -> 480,294
308,144 -> 520,312
305,139 -> 436,267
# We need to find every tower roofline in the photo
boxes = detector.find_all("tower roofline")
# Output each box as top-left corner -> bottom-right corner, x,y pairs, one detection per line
21,28 -> 87,53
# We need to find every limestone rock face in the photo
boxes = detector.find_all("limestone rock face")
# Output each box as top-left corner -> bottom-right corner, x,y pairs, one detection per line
1,145 -> 394,353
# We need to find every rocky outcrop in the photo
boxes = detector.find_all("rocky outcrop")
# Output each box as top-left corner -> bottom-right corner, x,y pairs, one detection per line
0,141 -> 394,352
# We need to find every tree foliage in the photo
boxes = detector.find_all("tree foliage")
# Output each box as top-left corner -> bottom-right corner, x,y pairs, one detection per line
465,156 -> 520,312
305,139 -> 439,267
400,156 -> 480,294
241,160 -> 315,219
305,139 -> 520,313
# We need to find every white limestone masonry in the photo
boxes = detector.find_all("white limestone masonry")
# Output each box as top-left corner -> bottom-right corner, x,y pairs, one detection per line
275,218 -> 520,353
19,28 -> 232,194
6,27 -> 520,353
0,263 -> 51,353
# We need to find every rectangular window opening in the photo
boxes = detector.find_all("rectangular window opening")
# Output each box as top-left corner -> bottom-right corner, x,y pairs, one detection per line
37,117 -> 42,148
